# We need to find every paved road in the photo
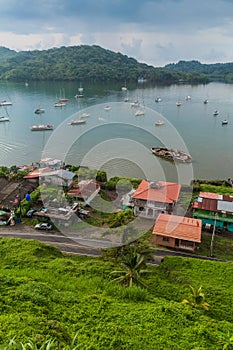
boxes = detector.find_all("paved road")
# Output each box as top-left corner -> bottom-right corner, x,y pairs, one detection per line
0,229 -> 104,257
0,227 -> 230,265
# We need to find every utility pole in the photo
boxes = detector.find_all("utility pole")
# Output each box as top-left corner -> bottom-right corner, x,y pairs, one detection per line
210,214 -> 217,257
18,184 -> 22,221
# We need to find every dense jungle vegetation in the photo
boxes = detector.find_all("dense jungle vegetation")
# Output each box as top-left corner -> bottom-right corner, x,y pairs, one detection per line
0,238 -> 232,349
0,45 -> 208,84
165,59 -> 233,83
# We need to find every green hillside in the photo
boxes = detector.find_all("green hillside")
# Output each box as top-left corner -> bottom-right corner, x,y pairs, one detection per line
0,237 -> 232,349
165,60 -> 233,82
0,45 -> 208,84
0,46 -> 16,62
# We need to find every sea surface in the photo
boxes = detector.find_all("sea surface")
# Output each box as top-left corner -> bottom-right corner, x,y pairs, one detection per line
0,80 -> 233,183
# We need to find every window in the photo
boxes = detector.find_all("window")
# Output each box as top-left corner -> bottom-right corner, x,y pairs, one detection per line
162,237 -> 170,242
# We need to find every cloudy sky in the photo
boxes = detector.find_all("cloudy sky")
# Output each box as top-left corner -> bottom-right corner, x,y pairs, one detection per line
0,0 -> 233,66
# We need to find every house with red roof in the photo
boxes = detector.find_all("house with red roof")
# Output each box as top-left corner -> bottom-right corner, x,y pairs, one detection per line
132,179 -> 181,219
152,213 -> 202,252
192,191 -> 233,232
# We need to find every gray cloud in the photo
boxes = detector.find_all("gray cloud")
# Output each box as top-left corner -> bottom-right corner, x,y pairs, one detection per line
0,0 -> 233,65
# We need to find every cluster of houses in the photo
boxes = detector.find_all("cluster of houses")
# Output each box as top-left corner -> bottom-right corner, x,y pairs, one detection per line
21,158 -> 233,252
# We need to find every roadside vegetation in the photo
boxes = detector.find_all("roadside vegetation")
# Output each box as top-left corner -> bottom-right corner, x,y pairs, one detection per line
0,238 -> 232,348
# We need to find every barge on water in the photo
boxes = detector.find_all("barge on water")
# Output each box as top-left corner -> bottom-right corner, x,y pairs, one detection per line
151,147 -> 192,163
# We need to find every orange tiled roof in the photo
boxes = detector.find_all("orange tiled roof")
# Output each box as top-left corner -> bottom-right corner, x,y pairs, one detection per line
153,213 -> 202,242
132,179 -> 181,203
199,192 -> 220,200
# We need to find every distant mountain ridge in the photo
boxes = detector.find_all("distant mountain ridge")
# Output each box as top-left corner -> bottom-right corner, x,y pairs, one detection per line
165,60 -> 233,83
0,45 -> 208,83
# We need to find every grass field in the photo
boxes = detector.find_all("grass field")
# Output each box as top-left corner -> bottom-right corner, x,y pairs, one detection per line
0,237 -> 233,349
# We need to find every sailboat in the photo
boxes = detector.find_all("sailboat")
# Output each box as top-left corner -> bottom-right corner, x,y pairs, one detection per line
75,84 -> 84,98
59,88 -> 69,102
54,102 -> 66,107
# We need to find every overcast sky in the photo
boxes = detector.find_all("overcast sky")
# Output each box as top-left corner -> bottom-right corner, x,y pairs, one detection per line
1,0 -> 233,66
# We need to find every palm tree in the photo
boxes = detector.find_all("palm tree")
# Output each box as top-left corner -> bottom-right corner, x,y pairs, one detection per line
182,285 -> 210,310
111,249 -> 151,288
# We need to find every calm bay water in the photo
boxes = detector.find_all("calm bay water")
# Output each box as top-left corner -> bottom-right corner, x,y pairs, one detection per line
0,80 -> 233,182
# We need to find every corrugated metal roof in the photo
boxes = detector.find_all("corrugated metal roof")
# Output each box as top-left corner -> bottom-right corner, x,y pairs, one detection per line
217,200 -> 233,213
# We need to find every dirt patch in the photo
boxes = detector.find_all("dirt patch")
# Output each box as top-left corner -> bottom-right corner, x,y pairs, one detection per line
0,179 -> 38,209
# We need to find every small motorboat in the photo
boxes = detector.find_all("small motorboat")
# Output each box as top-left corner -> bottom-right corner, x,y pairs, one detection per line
155,119 -> 164,126
213,110 -> 219,116
30,124 -> 53,131
104,105 -> 111,111
0,100 -> 12,106
0,116 -> 10,122
203,99 -> 208,104
185,95 -> 191,100
59,98 -> 69,102
74,94 -> 84,98
135,109 -> 145,116
176,101 -> 182,106
80,113 -> 90,118
155,97 -> 162,102
222,119 -> 228,125
34,108 -> 45,114
69,119 -> 86,125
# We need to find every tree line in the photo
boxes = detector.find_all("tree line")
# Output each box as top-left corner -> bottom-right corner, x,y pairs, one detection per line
0,45 -> 208,84
165,59 -> 233,83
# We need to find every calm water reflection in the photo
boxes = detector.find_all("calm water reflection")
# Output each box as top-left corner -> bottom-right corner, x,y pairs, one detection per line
0,80 -> 233,181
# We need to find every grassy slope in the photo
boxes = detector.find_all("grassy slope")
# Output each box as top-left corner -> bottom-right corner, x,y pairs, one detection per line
0,237 -> 233,349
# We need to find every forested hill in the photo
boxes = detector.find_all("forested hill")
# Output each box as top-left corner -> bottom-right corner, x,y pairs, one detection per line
165,60 -> 233,83
0,45 -> 208,83
0,47 -> 17,62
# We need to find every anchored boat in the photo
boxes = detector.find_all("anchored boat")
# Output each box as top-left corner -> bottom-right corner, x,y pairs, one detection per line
68,119 -> 86,125
30,124 -> 53,131
151,147 -> 192,163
